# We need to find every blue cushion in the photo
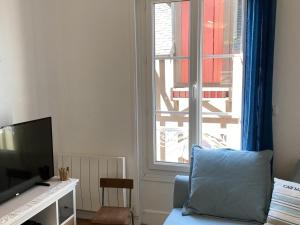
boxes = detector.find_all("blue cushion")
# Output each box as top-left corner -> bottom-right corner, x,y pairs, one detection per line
183,146 -> 273,223
164,209 -> 261,225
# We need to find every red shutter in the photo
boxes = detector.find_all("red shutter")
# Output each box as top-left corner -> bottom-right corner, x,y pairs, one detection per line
203,0 -> 224,85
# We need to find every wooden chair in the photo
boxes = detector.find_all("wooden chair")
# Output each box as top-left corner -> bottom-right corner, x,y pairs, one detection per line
92,178 -> 134,225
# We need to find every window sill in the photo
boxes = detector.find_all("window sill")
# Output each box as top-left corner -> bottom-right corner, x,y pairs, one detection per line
149,161 -> 190,173
140,161 -> 190,183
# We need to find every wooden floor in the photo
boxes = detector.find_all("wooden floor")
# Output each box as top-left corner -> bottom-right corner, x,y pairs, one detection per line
77,219 -> 92,225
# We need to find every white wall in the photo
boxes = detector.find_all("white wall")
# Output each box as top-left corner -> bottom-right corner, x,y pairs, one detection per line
273,0 -> 300,179
0,0 -> 135,156
0,0 -> 138,216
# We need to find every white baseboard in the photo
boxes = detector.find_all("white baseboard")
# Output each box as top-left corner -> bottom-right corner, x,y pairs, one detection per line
142,209 -> 170,225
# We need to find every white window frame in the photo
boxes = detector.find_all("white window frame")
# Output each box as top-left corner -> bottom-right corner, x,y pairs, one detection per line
140,0 -> 245,173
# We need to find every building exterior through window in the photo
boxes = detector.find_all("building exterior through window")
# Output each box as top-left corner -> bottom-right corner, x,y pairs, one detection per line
152,0 -> 245,164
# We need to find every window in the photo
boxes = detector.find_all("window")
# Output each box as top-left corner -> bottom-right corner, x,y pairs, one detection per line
148,0 -> 245,166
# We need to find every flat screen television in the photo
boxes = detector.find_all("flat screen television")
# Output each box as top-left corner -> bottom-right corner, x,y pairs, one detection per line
0,117 -> 54,204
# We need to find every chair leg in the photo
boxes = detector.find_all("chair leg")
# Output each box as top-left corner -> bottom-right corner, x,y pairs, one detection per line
131,211 -> 134,225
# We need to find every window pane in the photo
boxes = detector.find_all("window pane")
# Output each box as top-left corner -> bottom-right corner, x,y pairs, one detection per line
155,59 -> 189,112
155,113 -> 189,163
201,56 -> 243,149
202,56 -> 243,87
202,118 -> 241,148
153,1 -> 190,164
200,0 -> 244,150
202,0 -> 244,55
154,58 -> 190,163
154,1 -> 190,57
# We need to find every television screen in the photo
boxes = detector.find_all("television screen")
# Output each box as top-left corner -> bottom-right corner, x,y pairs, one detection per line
0,117 -> 54,203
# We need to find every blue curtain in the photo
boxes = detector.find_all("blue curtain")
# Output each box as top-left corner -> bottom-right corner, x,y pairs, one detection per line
242,0 -> 277,151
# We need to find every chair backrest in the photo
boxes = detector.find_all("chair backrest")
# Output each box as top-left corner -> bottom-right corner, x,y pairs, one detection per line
100,178 -> 133,208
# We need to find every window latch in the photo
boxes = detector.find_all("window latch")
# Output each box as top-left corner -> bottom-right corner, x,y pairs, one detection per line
192,83 -> 197,100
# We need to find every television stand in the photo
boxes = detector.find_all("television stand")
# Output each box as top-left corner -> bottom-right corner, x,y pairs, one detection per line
0,177 -> 78,225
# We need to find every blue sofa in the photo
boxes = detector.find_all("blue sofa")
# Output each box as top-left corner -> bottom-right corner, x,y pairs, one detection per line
163,161 -> 300,225
163,175 -> 261,225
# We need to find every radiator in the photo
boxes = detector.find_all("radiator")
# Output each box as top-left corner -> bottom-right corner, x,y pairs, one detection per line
54,153 -> 126,211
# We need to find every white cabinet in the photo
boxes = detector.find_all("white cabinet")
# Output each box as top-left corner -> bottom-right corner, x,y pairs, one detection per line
0,178 -> 78,225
